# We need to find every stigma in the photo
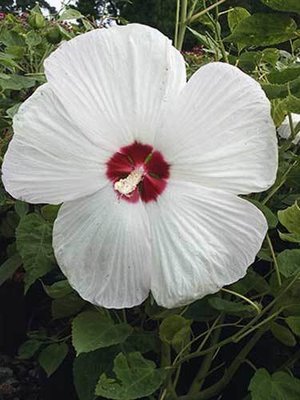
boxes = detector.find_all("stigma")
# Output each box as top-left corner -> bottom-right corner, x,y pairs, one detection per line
114,168 -> 144,196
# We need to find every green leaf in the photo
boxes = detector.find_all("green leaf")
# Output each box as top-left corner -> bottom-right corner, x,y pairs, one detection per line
249,199 -> 278,229
225,14 -> 297,47
159,315 -> 191,352
208,297 -> 258,316
0,253 -> 22,287
268,67 -> 300,85
41,204 -> 60,223
286,316 -> 300,337
228,7 -> 251,33
123,330 -> 158,353
278,201 -> 300,235
285,95 -> 300,114
44,280 -> 73,299
14,201 -> 29,218
0,73 -> 36,90
72,311 -> 133,355
271,322 -> 296,347
249,369 -> 300,400
18,339 -> 43,359
58,8 -> 84,20
271,98 -> 287,127
262,76 -> 300,100
261,0 -> 300,13
230,269 -> 270,295
95,352 -> 166,400
74,347 -> 118,400
184,296 -> 219,321
16,213 -> 55,290
277,249 -> 300,278
279,231 -> 300,243
52,292 -> 85,319
38,343 -> 68,377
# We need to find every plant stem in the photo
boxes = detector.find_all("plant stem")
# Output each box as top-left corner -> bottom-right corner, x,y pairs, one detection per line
188,316 -> 224,394
189,0 -> 227,24
177,0 -> 188,51
179,328 -> 267,400
266,234 -> 282,287
174,0 -> 180,48
288,112 -> 296,140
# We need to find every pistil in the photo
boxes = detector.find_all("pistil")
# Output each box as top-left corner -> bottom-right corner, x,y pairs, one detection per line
114,168 -> 144,196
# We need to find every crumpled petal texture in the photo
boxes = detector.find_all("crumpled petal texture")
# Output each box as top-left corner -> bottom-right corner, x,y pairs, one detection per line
1,24 -> 278,309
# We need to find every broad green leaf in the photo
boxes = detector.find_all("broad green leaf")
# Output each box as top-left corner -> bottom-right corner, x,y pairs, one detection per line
279,231 -> 300,243
16,213 -> 55,290
285,95 -> 300,114
277,249 -> 300,278
0,253 -> 22,286
271,322 -> 296,347
159,315 -> 191,352
72,311 -> 132,355
238,49 -> 279,72
74,347 -> 118,400
271,98 -> 287,126
41,204 -> 60,223
230,269 -> 270,295
52,292 -> 85,319
123,330 -> 158,353
38,343 -> 68,377
249,368 -> 300,400
261,0 -> 300,13
59,8 -> 84,20
18,339 -> 43,359
225,14 -> 297,47
262,76 -> 300,99
228,7 -> 250,33
208,297 -> 259,316
96,352 -> 166,400
0,73 -> 36,90
278,201 -> 300,235
286,316 -> 300,337
268,67 -> 300,85
184,296 -> 218,321
44,280 -> 73,299
249,199 -> 278,229
14,201 -> 29,218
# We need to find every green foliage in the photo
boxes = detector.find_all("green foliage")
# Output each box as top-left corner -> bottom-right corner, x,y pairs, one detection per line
38,343 -> 68,377
95,352 -> 166,400
249,369 -> 300,399
1,2 -> 300,400
72,311 -> 133,355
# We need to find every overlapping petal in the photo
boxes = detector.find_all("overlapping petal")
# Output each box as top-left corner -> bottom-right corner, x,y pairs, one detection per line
2,84 -> 111,204
146,181 -> 267,308
156,62 -> 277,195
44,24 -> 186,147
53,186 -> 151,308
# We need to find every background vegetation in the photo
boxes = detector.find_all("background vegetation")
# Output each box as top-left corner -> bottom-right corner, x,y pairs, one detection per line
0,1 -> 300,400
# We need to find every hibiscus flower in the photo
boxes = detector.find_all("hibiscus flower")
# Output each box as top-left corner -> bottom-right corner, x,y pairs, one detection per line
2,24 -> 278,309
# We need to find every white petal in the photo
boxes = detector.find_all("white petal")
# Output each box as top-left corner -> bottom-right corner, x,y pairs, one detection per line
156,62 -> 277,195
44,24 -> 186,147
146,181 -> 267,308
53,186 -> 151,308
2,84 -> 110,204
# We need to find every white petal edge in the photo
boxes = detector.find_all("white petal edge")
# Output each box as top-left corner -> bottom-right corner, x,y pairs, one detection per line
53,186 -> 151,309
146,181 -> 268,309
44,24 -> 186,148
2,84 -> 110,204
155,62 -> 278,195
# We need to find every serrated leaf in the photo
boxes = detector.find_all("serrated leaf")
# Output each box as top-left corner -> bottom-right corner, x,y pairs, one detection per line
96,352 -> 166,400
286,316 -> 300,337
271,322 -> 296,347
44,280 -> 73,299
38,343 -> 68,377
74,347 -> 118,400
0,253 -> 22,286
159,315 -> 191,352
249,368 -> 300,400
52,292 -> 85,319
262,77 -> 300,100
261,0 -> 300,13
277,249 -> 300,278
225,14 -> 297,47
72,311 -> 132,355
278,201 -> 300,235
228,7 -> 250,33
18,339 -> 43,359
16,213 -> 55,290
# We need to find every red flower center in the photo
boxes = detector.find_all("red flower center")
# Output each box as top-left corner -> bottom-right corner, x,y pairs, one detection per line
106,141 -> 170,203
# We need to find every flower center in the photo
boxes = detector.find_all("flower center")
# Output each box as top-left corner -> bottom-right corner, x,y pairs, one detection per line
106,141 -> 170,203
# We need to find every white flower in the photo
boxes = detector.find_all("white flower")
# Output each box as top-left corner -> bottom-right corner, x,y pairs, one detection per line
2,24 -> 278,309
278,113 -> 300,145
